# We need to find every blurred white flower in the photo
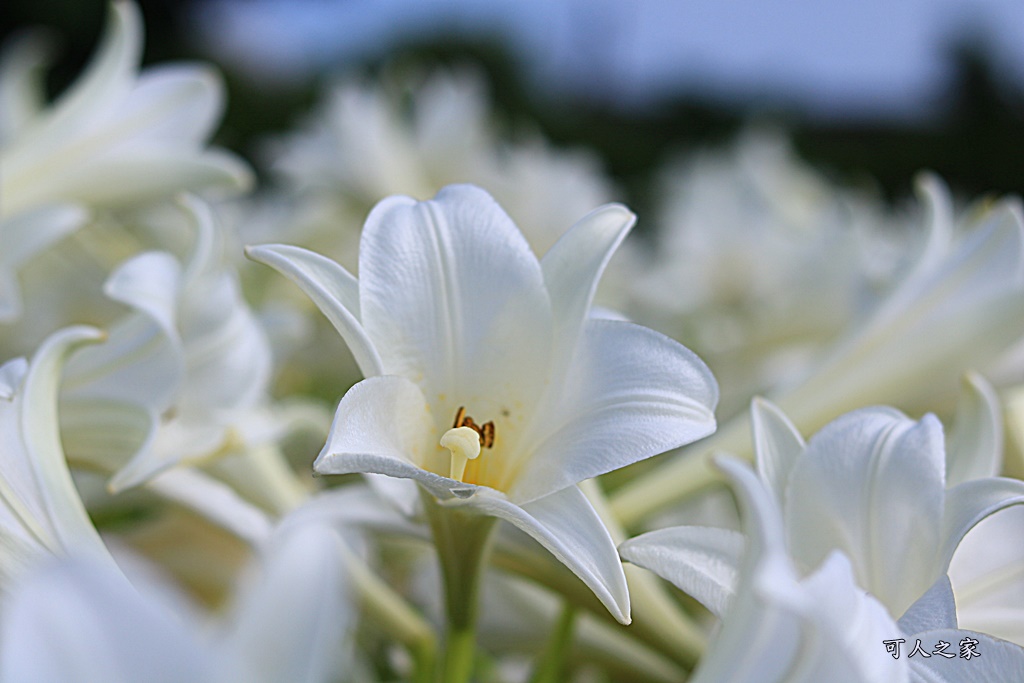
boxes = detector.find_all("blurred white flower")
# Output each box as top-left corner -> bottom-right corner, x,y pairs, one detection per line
57,197 -> 312,514
257,68 -> 617,266
0,326 -> 117,586
248,185 -> 718,622
622,458 -> 1024,682
749,397 -> 1024,617
0,524 -> 350,683
774,178 -> 1024,424
613,176 -> 1024,525
936,374 -> 1024,647
0,1 -> 251,322
631,129 -> 907,416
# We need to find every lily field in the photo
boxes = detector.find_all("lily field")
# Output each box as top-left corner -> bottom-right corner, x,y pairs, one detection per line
2,3 -> 1024,681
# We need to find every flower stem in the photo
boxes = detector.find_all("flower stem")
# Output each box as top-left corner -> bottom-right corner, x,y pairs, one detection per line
343,549 -> 437,683
528,604 -> 576,683
422,493 -> 498,683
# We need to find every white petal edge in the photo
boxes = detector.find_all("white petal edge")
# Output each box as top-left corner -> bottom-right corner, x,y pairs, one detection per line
313,376 -> 476,501
21,326 -> 114,563
619,525 -> 742,618
14,2 -> 140,155
540,202 -> 634,368
450,484 -> 631,624
898,575 -> 959,635
751,397 -> 806,505
946,372 -> 1003,486
938,476 -> 1024,572
245,244 -> 383,377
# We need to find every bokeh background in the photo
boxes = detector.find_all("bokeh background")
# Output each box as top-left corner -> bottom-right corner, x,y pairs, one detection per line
4,0 -> 1023,221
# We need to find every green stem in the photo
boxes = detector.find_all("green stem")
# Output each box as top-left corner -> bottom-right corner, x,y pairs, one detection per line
441,624 -> 477,683
422,493 -> 498,683
528,604 -> 576,683
344,550 -> 437,683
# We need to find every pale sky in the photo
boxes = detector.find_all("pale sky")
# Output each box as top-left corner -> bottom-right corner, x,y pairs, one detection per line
195,0 -> 1024,121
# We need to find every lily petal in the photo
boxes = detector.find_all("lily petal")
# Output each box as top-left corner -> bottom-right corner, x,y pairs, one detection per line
245,244 -> 383,377
454,484 -> 631,624
107,64 -> 223,147
949,505 -> 1024,644
751,396 -> 806,504
313,376 -> 471,500
34,146 -> 251,207
221,525 -> 350,683
18,327 -> 112,561
0,557 -> 209,683
687,459 -> 893,683
898,575 -> 958,635
12,2 -> 140,157
938,476 -> 1024,571
785,409 -> 945,616
782,200 -> 1024,422
946,372 -> 1002,486
540,202 -> 634,368
516,319 -> 716,503
0,203 -> 88,320
63,251 -> 183,411
619,525 -> 742,618
789,551 -> 905,683
357,185 -> 553,409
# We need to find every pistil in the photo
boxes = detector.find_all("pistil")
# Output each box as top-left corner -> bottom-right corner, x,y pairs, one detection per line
441,426 -> 482,482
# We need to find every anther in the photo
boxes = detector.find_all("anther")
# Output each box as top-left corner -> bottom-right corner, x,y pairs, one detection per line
450,406 -> 496,448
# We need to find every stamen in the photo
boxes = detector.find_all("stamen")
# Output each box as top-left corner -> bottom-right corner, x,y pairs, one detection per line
441,426 -> 482,482
449,406 -> 496,448
453,406 -> 466,429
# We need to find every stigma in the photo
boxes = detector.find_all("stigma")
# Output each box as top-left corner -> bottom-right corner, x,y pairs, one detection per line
443,406 -> 496,481
441,426 -> 482,481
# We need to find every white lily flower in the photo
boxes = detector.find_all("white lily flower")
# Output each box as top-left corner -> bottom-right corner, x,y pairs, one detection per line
623,385 -> 1024,660
58,197 -> 291,503
632,128 -> 904,417
942,374 -> 1024,646
0,1 -> 251,322
0,326 -> 118,585
751,398 -> 1024,617
0,524 -> 351,683
247,184 -> 718,622
612,176 -> 1024,525
622,458 -> 1024,682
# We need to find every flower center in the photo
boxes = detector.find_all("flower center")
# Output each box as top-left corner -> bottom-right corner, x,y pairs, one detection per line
441,406 -> 495,482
